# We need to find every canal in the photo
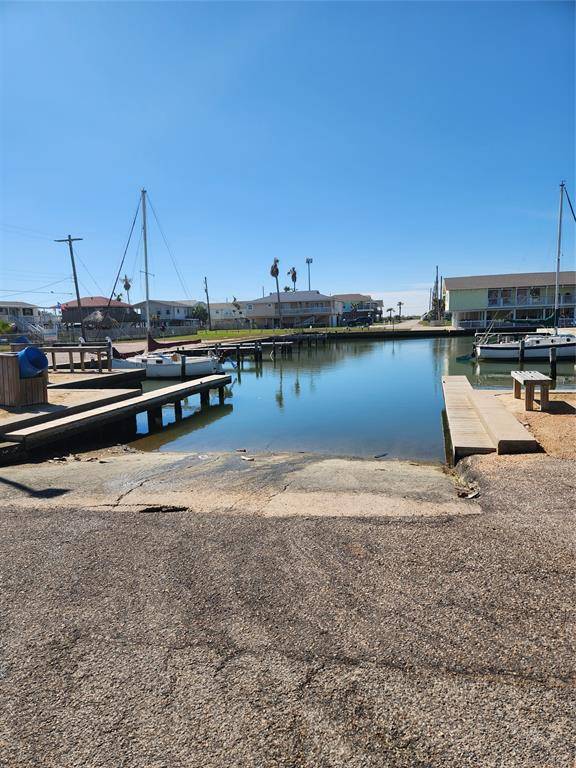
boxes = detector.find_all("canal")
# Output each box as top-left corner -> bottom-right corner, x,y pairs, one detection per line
131,336 -> 575,461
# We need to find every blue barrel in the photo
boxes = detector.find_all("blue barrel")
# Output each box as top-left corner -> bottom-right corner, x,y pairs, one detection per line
17,346 -> 49,379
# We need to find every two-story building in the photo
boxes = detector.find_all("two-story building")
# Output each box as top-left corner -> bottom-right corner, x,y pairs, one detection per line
209,302 -> 250,329
245,291 -> 344,329
445,271 -> 575,330
331,293 -> 383,320
133,299 -> 206,327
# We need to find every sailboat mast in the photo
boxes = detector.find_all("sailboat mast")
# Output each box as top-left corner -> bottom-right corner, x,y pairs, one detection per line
141,188 -> 151,336
554,181 -> 564,332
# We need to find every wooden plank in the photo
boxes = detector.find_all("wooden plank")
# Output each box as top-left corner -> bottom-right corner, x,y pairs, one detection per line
441,377 -> 494,463
6,375 -> 231,445
511,370 -> 551,383
468,389 -> 540,455
0,388 -> 140,435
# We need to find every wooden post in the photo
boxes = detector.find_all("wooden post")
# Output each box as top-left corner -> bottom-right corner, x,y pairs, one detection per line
97,351 -> 103,373
200,389 -> 210,407
513,378 -> 522,399
549,347 -> 557,380
525,382 -> 534,411
236,345 -> 241,368
540,383 -> 550,411
147,407 -> 163,431
272,340 -> 277,359
518,338 -> 525,363
52,351 -> 57,372
218,386 -> 225,405
107,349 -> 112,372
80,350 -> 85,371
174,400 -> 183,420
180,354 -> 187,381
68,351 -> 74,373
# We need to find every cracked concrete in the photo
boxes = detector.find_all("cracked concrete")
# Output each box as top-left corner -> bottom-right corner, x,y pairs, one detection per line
0,448 -> 574,767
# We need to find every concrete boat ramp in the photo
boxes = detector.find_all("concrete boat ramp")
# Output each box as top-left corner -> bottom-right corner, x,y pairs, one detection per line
442,375 -> 540,463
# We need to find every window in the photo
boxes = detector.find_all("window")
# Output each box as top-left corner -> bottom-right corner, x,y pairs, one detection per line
488,289 -> 500,307
22,307 -> 34,316
501,289 -> 513,306
0,307 -> 7,314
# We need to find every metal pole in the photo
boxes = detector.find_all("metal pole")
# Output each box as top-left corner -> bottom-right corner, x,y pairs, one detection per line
306,258 -> 313,291
204,277 -> 212,331
55,235 -> 84,336
554,182 -> 564,333
141,189 -> 151,336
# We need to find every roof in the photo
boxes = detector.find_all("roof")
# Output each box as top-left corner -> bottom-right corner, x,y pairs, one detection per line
332,293 -> 372,302
444,271 -> 576,291
0,301 -> 39,309
249,290 -> 333,304
60,296 -> 132,309
132,299 -> 204,308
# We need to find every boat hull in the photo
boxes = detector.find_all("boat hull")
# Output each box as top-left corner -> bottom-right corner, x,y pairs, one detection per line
112,355 -> 223,378
475,341 -> 576,360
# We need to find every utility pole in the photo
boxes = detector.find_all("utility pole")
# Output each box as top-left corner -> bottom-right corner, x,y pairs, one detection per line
306,258 -> 313,291
55,235 -> 84,334
204,276 -> 212,331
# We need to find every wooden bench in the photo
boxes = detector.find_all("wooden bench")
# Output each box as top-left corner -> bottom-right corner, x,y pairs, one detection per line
511,371 -> 552,411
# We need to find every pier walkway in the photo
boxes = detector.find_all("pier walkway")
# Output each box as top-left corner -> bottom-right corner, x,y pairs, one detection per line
4,374 -> 231,448
442,376 -> 540,463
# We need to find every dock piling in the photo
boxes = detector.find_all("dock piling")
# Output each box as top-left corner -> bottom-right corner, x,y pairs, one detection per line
549,347 -> 557,380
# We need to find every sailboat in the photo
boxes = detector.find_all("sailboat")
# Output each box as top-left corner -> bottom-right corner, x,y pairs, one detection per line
112,189 -> 223,379
474,182 -> 576,361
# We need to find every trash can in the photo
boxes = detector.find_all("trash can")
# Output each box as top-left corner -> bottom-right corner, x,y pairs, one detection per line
17,346 -> 49,379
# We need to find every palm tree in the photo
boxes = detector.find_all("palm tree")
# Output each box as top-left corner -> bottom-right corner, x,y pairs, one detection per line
283,285 -> 291,292
270,258 -> 283,328
287,267 -> 297,291
397,301 -> 404,320
386,307 -> 394,323
122,274 -> 132,305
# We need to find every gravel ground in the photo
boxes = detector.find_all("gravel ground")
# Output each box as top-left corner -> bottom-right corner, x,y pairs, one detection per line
0,451 -> 574,767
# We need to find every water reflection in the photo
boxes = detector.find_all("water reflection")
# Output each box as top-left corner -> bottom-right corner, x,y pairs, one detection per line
133,337 -> 575,460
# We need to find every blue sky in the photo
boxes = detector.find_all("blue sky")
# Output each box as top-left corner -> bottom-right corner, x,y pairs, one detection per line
1,1 -> 574,313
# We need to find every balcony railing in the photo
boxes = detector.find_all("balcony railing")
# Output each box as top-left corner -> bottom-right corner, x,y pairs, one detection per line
249,305 -> 334,316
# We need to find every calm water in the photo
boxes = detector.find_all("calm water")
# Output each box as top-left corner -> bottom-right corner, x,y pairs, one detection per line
132,337 -> 575,461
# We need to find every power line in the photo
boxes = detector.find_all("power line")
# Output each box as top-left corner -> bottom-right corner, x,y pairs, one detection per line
107,196 -> 141,308
0,277 -> 73,297
147,195 -> 190,298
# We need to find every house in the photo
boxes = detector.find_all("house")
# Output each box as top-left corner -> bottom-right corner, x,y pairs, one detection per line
132,299 -> 206,327
445,271 -> 576,330
208,302 -> 250,330
60,296 -> 140,325
0,301 -> 53,332
331,293 -> 383,319
245,291 -> 344,329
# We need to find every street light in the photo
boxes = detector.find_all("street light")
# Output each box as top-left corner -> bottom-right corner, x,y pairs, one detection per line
306,258 -> 313,291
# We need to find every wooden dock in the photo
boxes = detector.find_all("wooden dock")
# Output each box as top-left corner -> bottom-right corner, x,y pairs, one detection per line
5,374 -> 231,448
48,368 -> 145,390
441,376 -> 540,463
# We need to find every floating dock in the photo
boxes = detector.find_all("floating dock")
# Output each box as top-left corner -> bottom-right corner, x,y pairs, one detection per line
4,374 -> 231,448
441,376 -> 540,463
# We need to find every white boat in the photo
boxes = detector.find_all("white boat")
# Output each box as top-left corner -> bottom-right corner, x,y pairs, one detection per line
475,332 -> 576,360
473,181 -> 576,362
112,352 -> 223,378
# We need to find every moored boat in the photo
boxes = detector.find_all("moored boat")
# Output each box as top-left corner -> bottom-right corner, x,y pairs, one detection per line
475,332 -> 576,360
112,352 -> 223,378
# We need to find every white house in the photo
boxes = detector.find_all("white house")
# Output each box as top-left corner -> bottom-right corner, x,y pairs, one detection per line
133,299 -> 206,327
0,301 -> 57,333
209,302 -> 250,329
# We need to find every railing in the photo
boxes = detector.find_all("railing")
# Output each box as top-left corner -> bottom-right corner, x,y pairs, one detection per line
249,306 -> 334,317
